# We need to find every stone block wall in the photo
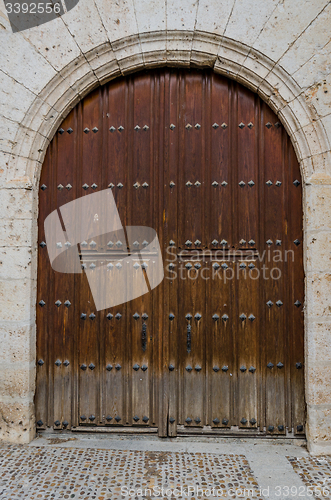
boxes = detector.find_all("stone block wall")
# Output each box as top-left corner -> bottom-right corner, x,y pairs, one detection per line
0,0 -> 331,452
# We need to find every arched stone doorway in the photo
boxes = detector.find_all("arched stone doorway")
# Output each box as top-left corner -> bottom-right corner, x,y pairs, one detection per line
35,68 -> 305,437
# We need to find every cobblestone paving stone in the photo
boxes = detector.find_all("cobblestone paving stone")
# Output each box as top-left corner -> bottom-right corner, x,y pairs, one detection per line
288,456 -> 331,498
0,445 -> 265,499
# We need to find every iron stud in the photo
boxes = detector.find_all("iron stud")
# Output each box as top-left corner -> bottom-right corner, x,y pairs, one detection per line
115,313 -> 122,320
185,124 -> 192,130
91,183 -> 98,189
67,128 -> 73,134
80,364 -> 87,370
106,416 -> 112,421
239,313 -> 246,321
221,181 -> 228,186
241,418 -> 247,425
247,122 -> 254,129
195,365 -> 202,372
267,362 -> 274,369
293,179 -> 300,187
212,314 -> 219,321
248,263 -> 255,269
37,420 -> 43,426
141,365 -> 148,371
133,313 -> 140,320
248,180 -> 255,187
221,123 -> 227,129
41,184 -> 47,190
169,313 -> 175,321
266,180 -> 273,186
133,416 -> 139,422
142,416 -> 149,423
58,128 -> 64,135
170,417 -> 175,423
276,240 -> 282,246
133,364 -> 140,371
294,300 -> 302,307
106,364 -> 113,371
194,263 -> 201,269
240,366 -> 246,372
212,123 -> 219,129
294,239 -> 300,246
239,239 -> 246,245
213,263 -> 220,270
55,359 -> 61,366
296,362 -> 302,369
170,181 -> 175,188
89,415 -> 95,421
212,181 -> 218,187
89,363 -> 95,370
266,122 -> 272,129
250,418 -> 257,425
213,418 -> 220,424
268,425 -> 274,431
89,313 -> 96,320
297,425 -> 303,432
222,366 -> 228,372
195,123 -> 201,129
195,313 -> 201,320
39,300 -> 46,307
194,417 -> 201,423
143,125 -> 149,131
115,364 -> 122,370
37,359 -> 44,366
249,366 -> 256,373
238,122 -> 245,129
277,362 -> 284,368
57,184 -> 64,191
169,124 -> 176,130
266,300 -> 273,307
63,420 -> 69,427
84,128 -> 89,133
222,314 -> 229,322
63,360 -> 70,367
82,183 -> 89,190
64,300 -> 71,308
108,183 -> 115,189
134,125 -> 141,131
81,313 -> 87,320
55,300 -> 62,307
142,182 -> 149,188
248,314 -> 255,322
115,416 -> 121,422
213,366 -> 220,372
169,364 -> 175,371
186,365 -> 193,372
185,417 -> 192,423
222,418 -> 229,425
186,314 -> 192,320
276,181 -> 282,187
266,239 -> 273,245
109,126 -> 116,132
238,181 -> 245,187
54,420 -> 61,426
278,425 -> 284,431
276,300 -> 283,307
194,181 -> 201,187
220,239 -> 228,245
117,183 -> 123,189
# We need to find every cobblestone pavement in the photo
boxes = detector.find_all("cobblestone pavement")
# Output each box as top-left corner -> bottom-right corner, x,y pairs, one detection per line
0,433 -> 324,500
288,456 -> 331,497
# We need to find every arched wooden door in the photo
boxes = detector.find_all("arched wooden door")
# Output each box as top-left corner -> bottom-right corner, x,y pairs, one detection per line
36,68 -> 305,437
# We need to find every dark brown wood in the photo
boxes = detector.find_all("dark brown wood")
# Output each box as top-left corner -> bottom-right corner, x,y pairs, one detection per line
36,68 -> 305,436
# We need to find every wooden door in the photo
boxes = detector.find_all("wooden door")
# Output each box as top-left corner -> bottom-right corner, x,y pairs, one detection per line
36,68 -> 305,436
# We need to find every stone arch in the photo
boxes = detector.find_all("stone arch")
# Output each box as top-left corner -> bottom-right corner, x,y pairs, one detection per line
6,32 -> 330,188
